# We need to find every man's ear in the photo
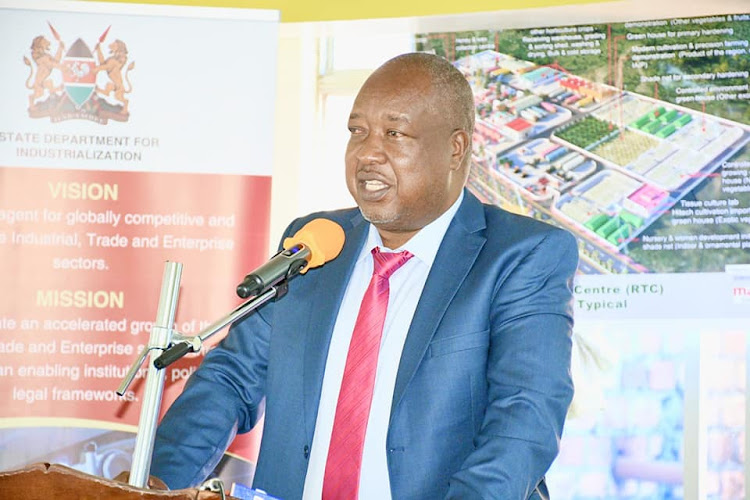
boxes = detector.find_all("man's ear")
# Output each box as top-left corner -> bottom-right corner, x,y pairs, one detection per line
449,129 -> 471,171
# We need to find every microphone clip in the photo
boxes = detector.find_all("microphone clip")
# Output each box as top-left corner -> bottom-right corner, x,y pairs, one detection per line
235,244 -> 311,299
274,279 -> 289,301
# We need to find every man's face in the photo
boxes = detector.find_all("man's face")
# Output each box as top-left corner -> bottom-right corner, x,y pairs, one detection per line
345,66 -> 463,248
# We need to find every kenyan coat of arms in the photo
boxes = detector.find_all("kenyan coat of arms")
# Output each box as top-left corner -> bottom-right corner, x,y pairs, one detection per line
24,23 -> 135,124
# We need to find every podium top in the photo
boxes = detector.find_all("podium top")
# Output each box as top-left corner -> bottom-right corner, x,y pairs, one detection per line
0,462 -> 238,500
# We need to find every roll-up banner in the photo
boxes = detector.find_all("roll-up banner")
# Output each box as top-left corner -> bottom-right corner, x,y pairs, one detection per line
0,0 -> 278,488
412,10 -> 749,496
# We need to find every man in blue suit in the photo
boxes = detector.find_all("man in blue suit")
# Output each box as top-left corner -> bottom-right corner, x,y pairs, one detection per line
152,52 -> 578,499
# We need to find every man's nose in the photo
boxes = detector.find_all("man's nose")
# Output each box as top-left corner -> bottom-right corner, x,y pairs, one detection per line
354,132 -> 386,165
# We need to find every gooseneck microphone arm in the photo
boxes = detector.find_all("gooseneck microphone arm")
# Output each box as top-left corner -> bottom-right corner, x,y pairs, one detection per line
119,215 -> 346,393
145,243 -> 313,369
147,242 -> 314,369
153,283 -> 282,369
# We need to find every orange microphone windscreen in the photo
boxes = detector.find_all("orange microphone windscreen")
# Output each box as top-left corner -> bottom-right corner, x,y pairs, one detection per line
283,218 -> 345,273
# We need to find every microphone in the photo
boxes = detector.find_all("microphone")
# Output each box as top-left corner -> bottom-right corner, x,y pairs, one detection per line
236,218 -> 345,299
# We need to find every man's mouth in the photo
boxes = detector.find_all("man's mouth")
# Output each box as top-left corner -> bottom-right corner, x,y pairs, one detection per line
359,179 -> 390,200
364,180 -> 388,191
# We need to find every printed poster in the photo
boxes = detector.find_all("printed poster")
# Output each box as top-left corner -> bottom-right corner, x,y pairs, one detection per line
0,0 -> 278,489
417,13 -> 750,276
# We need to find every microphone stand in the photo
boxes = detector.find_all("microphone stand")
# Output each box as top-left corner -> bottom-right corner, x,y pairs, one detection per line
117,261 -> 181,489
116,260 -> 295,489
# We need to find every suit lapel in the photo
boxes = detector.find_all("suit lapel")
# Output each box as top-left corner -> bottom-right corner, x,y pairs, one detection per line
391,191 -> 487,414
302,210 -> 368,439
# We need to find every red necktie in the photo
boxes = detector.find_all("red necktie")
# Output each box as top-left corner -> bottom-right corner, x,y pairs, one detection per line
322,247 -> 413,499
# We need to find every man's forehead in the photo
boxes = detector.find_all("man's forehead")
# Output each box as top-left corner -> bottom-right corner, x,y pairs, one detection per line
352,80 -> 433,115
356,62 -> 426,94
348,107 -> 412,123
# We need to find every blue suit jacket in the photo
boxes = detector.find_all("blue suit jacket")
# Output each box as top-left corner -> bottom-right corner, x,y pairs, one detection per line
152,190 -> 578,499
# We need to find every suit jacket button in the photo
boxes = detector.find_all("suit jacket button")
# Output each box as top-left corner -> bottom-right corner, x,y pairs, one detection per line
303,445 -> 310,459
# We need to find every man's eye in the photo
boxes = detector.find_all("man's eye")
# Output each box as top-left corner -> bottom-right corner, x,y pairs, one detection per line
349,127 -> 364,135
387,130 -> 403,137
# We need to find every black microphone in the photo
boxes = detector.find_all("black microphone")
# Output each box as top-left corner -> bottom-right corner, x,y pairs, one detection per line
236,218 -> 345,299
236,245 -> 311,298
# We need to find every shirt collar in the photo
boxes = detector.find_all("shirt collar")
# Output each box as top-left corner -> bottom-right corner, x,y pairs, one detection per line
359,190 -> 464,268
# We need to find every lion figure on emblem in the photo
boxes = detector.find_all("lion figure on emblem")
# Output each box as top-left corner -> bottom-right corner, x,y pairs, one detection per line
23,35 -> 66,108
95,39 -> 135,114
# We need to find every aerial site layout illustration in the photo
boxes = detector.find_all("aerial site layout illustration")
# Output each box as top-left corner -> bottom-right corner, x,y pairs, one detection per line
417,13 -> 750,274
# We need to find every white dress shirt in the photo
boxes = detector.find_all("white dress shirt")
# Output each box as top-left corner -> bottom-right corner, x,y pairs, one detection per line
302,192 -> 463,499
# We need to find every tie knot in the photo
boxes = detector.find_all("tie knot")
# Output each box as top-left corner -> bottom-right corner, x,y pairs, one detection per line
371,247 -> 413,280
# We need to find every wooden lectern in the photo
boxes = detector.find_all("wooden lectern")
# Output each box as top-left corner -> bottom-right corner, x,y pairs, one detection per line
0,462 -> 238,500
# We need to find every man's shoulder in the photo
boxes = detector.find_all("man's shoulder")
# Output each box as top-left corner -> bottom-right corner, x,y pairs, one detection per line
474,200 -> 579,276
479,201 -> 577,248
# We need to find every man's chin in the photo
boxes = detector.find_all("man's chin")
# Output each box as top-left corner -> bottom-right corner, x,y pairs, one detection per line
360,209 -> 399,227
